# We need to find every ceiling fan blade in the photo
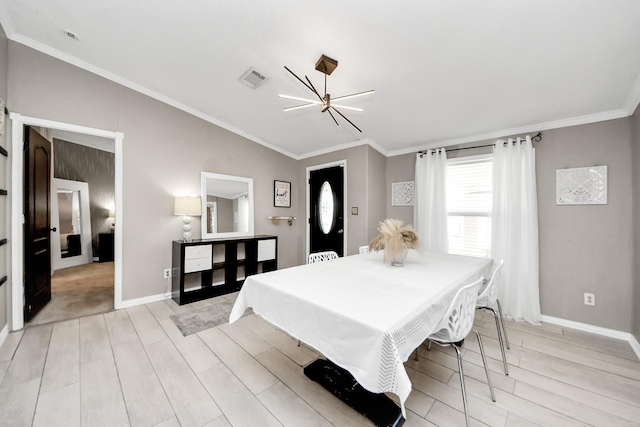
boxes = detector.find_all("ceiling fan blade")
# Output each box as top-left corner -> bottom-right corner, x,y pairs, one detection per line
279,94 -> 321,104
330,103 -> 363,112
332,90 -> 375,102
304,76 -> 324,102
284,66 -> 315,94
283,103 -> 317,112
327,108 -> 339,126
331,107 -> 362,133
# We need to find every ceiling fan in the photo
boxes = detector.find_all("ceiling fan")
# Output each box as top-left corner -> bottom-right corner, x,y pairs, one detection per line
279,54 -> 374,133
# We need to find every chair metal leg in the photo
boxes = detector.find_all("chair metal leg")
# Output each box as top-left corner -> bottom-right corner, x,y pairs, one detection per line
427,340 -> 432,351
474,330 -> 496,402
452,344 -> 471,427
496,299 -> 510,349
485,307 -> 509,375
414,347 -> 419,361
297,340 -> 301,347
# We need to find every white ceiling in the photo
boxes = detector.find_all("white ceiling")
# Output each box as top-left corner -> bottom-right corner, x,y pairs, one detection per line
2,0 -> 640,159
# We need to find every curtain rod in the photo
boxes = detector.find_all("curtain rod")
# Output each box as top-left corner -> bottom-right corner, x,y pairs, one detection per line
419,132 -> 542,156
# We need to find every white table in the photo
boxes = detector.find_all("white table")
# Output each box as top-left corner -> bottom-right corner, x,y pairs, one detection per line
230,250 -> 493,417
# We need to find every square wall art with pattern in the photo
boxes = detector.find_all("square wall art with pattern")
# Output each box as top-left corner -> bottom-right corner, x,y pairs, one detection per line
556,166 -> 607,205
391,181 -> 415,206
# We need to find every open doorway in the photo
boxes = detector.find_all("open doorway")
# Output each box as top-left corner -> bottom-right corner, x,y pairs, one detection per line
9,113 -> 123,331
27,127 -> 116,326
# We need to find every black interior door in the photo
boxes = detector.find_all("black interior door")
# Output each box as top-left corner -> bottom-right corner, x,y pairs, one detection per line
309,165 -> 344,257
24,126 -> 52,321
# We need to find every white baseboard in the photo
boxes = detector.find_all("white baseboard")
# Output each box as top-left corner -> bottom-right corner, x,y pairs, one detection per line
541,315 -> 640,360
117,292 -> 171,309
0,324 -> 9,349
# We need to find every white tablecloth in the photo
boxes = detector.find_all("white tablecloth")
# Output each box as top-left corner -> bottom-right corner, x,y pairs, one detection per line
229,250 -> 493,416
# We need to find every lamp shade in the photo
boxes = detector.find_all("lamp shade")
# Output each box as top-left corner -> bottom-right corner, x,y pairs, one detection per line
174,197 -> 201,216
108,210 -> 115,219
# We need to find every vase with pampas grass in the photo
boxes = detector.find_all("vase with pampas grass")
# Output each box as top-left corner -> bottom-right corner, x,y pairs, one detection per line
368,218 -> 420,266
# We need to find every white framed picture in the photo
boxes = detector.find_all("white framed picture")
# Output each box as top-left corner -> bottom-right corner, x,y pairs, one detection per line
274,180 -> 291,208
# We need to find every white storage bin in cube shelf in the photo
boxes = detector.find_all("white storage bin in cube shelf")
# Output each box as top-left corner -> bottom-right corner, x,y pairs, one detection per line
185,245 -> 212,260
258,239 -> 276,262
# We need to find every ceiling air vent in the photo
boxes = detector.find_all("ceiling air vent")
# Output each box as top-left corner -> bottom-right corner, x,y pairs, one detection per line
239,68 -> 267,89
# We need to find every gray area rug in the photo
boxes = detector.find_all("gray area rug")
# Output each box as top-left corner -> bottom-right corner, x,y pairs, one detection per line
170,299 -> 251,336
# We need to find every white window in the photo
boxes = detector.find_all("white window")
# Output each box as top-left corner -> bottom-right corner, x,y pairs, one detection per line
446,154 -> 492,258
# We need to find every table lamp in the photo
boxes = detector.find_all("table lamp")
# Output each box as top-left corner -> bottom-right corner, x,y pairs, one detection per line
174,196 -> 201,242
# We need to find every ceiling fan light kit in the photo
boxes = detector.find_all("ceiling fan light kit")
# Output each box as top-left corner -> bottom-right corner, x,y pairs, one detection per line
281,54 -> 374,133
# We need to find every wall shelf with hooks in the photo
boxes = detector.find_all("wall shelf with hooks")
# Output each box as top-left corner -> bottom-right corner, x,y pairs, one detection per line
268,216 -> 296,226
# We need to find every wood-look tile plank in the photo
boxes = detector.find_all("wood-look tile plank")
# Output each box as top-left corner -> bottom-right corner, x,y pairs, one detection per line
197,364 -> 283,427
218,321 -> 272,356
504,413 -> 542,427
80,314 -> 112,364
164,298 -> 195,314
521,334 -> 640,381
33,382 -> 81,427
407,365 -> 507,427
202,415 -> 233,427
518,350 -> 640,407
112,339 -> 175,427
2,323 -> 52,386
104,310 -> 139,346
402,410 -> 438,427
257,381 -> 333,427
238,314 -> 318,366
145,338 -> 221,427
256,348 -> 371,426
388,387 -> 436,418
126,305 -> 167,345
0,377 -> 41,427
0,330 -> 23,362
80,355 -> 129,426
41,319 -> 80,393
157,318 -> 222,374
199,327 -> 278,395
146,300 -> 177,320
153,416 -> 181,427
506,364 -> 640,424
425,401 -> 489,427
513,381 -> 636,427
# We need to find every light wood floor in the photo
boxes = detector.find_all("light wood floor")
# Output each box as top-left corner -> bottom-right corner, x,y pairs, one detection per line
1,292 -> 639,427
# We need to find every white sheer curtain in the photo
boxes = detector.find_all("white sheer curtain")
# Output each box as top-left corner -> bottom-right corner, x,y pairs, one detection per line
414,148 -> 448,252
491,136 -> 541,323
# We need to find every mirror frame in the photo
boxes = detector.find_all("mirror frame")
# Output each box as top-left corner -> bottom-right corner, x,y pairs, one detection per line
201,171 -> 254,239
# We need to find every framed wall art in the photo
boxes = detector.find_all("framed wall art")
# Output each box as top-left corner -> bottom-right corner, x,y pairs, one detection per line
556,166 -> 607,205
274,180 -> 291,207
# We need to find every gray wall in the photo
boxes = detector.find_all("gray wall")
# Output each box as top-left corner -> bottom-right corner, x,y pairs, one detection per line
0,25 -> 8,331
54,139 -> 115,257
632,105 -> 640,341
385,120 -> 636,332
297,145 -> 387,263
7,41 -> 299,302
537,119 -> 633,331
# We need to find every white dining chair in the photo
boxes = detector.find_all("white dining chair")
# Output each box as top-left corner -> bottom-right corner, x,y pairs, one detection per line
418,277 -> 495,427
308,251 -> 339,263
358,245 -> 369,254
476,260 -> 509,375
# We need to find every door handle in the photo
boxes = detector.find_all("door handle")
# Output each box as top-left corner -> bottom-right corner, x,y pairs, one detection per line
50,227 -> 57,232
338,229 -> 344,234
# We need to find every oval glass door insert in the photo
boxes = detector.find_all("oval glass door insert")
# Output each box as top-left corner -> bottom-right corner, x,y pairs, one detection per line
319,181 -> 334,234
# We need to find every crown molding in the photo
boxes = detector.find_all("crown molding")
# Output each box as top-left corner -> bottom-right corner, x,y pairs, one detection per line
386,108 -> 630,157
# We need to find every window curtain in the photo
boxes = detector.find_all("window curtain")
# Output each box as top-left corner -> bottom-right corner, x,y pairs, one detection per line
491,136 -> 541,323
414,149 -> 448,252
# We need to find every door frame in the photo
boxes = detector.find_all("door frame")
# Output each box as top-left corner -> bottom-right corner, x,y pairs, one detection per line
10,113 -> 124,331
306,159 -> 347,260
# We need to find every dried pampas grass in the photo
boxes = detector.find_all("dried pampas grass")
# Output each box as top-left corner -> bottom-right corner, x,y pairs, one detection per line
369,218 -> 420,263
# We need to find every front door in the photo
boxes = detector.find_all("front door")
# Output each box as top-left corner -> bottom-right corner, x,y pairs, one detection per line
24,126 -> 52,321
309,165 -> 344,257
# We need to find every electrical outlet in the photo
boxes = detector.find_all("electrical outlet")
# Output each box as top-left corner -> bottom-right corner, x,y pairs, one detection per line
584,292 -> 595,306
163,268 -> 171,279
